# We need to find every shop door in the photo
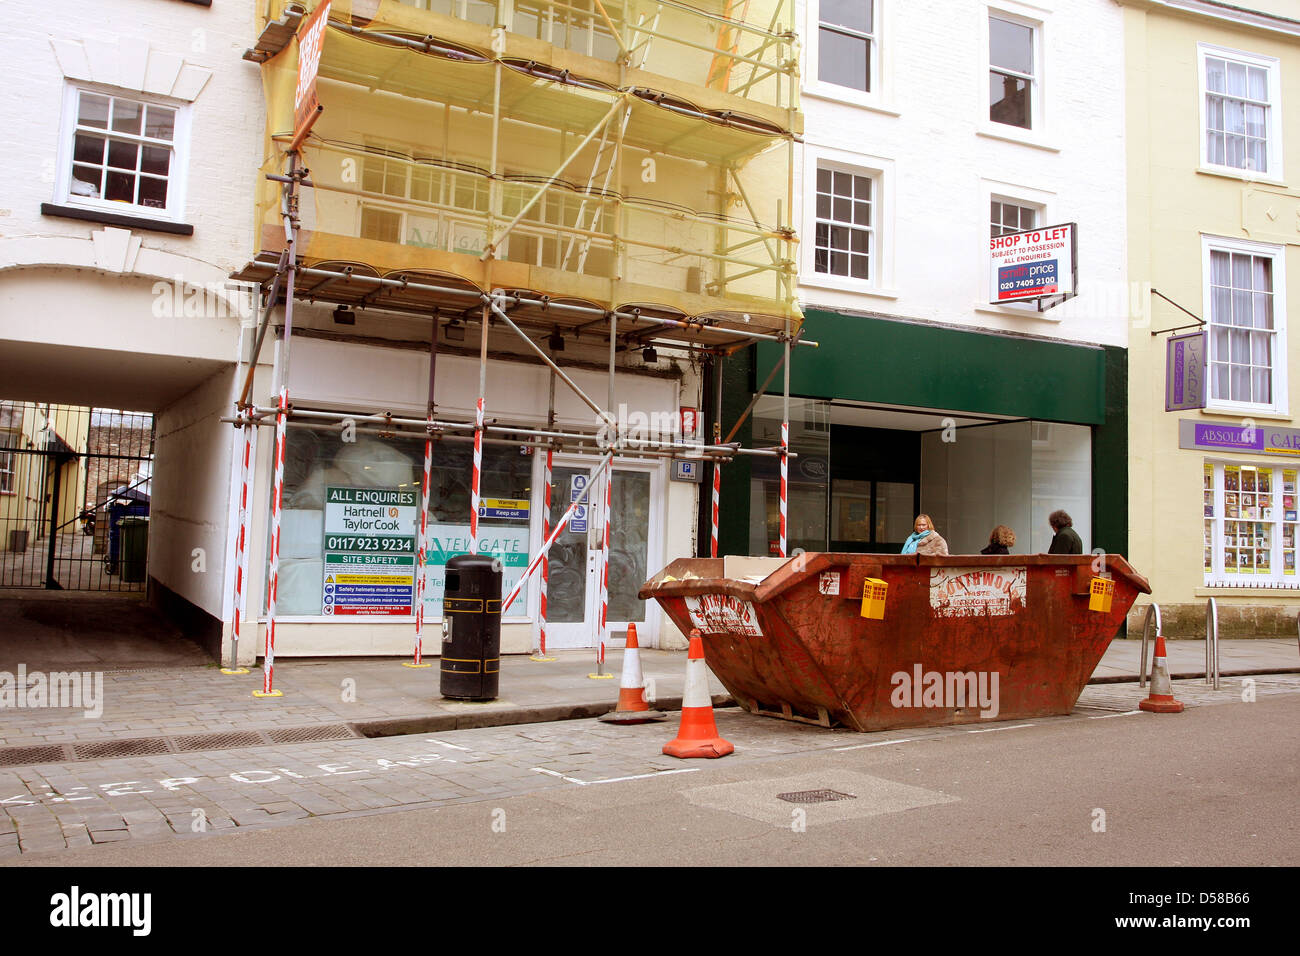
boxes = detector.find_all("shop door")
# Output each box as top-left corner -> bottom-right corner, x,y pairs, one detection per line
542,458 -> 661,649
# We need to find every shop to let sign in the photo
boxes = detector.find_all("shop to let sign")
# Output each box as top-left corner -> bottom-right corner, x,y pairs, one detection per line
988,222 -> 1077,305
322,486 -> 417,615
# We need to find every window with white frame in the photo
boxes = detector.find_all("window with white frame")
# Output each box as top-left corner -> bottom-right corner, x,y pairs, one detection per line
1203,461 -> 1300,583
0,433 -> 17,495
817,0 -> 876,93
988,13 -> 1036,130
1200,45 -> 1280,176
814,164 -> 873,281
61,88 -> 185,218
1204,237 -> 1286,411
990,198 -> 1038,237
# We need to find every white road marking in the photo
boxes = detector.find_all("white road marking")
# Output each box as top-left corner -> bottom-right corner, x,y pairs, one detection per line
966,723 -> 1034,734
834,738 -> 918,751
530,767 -> 588,786
586,769 -> 701,785
530,767 -> 702,787
427,739 -> 470,751
1087,710 -> 1144,719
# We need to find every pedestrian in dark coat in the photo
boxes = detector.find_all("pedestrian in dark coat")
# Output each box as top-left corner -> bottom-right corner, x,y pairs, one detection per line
980,525 -> 1016,555
1048,510 -> 1083,554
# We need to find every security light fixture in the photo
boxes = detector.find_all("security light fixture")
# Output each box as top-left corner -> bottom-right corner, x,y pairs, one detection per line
548,330 -> 564,352
332,305 -> 355,325
642,346 -> 658,363
445,320 -> 466,342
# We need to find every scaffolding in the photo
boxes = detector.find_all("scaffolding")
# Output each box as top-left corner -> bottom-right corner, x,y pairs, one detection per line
230,0 -> 811,692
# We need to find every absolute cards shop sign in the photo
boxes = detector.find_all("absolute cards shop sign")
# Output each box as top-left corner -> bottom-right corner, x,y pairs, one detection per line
1179,420 -> 1300,457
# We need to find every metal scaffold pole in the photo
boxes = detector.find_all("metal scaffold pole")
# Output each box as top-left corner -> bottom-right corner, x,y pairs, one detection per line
590,312 -> 618,680
780,321 -> 790,558
471,303 -> 488,554
532,365 -> 558,662
223,419 -> 255,675
255,150 -> 302,700
407,313 -> 439,669
712,355 -> 723,559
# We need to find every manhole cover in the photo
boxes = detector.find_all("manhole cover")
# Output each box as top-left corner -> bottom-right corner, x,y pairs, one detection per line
776,789 -> 857,804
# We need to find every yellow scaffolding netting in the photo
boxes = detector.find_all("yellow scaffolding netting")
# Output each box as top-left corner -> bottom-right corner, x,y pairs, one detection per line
255,0 -> 802,330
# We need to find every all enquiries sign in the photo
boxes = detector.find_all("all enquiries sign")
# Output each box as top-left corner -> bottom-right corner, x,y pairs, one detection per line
989,222 -> 1078,309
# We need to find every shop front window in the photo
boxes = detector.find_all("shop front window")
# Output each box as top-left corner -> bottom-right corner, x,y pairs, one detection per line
829,478 -> 916,551
272,422 -> 533,617
748,398 -> 830,555
1204,461 -> 1297,583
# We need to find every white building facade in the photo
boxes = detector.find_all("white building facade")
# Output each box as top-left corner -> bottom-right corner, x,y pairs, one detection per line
0,0 -> 267,656
719,0 -> 1132,562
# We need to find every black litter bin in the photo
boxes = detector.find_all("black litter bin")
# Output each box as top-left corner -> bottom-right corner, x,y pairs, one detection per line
440,554 -> 503,700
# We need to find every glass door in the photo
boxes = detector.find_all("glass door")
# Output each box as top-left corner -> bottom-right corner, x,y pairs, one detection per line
542,457 -> 660,648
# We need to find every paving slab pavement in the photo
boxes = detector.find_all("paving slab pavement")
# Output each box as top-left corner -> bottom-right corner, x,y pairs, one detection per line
0,637 -> 1295,752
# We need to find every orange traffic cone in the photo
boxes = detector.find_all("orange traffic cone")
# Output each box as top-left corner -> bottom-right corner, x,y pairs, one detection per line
663,629 -> 734,758
1139,634 -> 1185,714
599,623 -> 667,724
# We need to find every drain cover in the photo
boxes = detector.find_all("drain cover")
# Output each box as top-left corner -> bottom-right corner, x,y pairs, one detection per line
0,744 -> 71,768
776,789 -> 857,804
74,737 -> 171,760
265,724 -> 358,744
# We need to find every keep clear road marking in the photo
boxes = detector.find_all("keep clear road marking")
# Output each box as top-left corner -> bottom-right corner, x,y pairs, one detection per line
834,738 -> 919,752
531,767 -> 702,787
966,723 -> 1035,734
1087,710 -> 1144,719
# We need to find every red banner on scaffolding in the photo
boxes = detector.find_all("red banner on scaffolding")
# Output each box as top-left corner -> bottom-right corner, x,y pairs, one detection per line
291,0 -> 331,149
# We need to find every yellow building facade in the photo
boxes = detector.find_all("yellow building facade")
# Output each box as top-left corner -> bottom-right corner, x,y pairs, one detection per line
1121,0 -> 1300,635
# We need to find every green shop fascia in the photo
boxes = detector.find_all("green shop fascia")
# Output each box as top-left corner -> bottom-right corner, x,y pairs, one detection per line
705,309 -> 1127,559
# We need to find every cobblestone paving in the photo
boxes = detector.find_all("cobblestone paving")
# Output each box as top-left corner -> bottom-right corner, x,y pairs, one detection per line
1,676 -> 1295,861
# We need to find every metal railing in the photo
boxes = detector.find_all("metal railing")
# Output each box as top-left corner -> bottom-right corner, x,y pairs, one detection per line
1139,603 -> 1161,688
1205,597 -> 1220,690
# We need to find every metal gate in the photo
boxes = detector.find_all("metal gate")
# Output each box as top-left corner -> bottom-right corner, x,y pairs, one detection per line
0,402 -> 155,590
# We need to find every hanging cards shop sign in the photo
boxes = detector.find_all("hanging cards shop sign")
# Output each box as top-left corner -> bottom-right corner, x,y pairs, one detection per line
1180,420 -> 1300,457
322,486 -> 417,615
988,223 -> 1077,306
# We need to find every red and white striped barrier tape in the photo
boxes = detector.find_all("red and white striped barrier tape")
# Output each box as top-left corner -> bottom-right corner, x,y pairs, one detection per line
231,424 -> 252,658
538,447 -> 552,657
779,421 -> 788,558
470,396 -> 483,554
413,426 -> 433,665
711,462 -> 720,559
262,387 -> 289,695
